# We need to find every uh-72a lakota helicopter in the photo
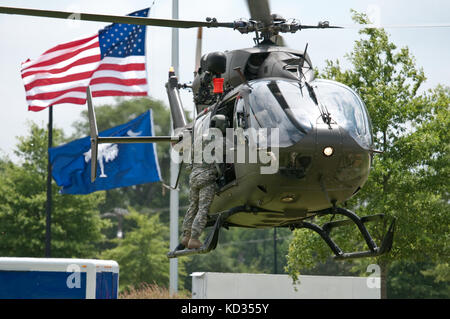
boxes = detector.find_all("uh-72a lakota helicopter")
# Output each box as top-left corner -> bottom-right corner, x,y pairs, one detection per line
8,0 -> 442,259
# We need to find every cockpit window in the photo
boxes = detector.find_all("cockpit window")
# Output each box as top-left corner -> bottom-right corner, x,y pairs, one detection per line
313,79 -> 373,148
246,81 -> 306,147
245,78 -> 372,149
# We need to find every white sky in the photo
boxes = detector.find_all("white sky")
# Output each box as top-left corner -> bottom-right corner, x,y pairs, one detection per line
0,0 -> 449,161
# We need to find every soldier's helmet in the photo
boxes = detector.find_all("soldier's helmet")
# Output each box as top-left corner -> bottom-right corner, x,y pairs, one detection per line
210,114 -> 229,134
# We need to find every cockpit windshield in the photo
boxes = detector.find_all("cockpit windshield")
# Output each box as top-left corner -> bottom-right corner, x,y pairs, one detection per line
245,81 -> 308,147
313,79 -> 373,148
245,78 -> 372,148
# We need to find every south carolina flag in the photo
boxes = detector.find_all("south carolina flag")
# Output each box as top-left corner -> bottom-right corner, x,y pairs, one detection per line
21,8 -> 149,112
49,110 -> 161,194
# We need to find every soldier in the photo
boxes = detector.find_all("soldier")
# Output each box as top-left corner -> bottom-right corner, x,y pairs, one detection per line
180,162 -> 217,249
178,114 -> 228,250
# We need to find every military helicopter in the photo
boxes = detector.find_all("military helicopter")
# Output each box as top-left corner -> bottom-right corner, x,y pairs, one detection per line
6,0 -> 443,260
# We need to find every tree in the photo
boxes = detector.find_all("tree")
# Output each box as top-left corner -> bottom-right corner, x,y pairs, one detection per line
0,123 -> 107,258
223,227 -> 293,274
422,263 -> 450,284
72,97 -> 175,214
181,226 -> 294,291
388,261 -> 449,298
72,97 -> 191,224
73,97 -> 195,290
286,11 -> 449,298
73,97 -> 300,282
101,209 -> 187,291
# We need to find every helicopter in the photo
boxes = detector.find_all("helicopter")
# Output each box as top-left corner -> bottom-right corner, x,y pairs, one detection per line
5,0 -> 437,260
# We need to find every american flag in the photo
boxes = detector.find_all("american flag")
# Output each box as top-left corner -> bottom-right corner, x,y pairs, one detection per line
21,8 -> 149,112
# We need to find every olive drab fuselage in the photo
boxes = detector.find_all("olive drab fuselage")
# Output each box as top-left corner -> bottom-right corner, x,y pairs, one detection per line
187,43 -> 374,228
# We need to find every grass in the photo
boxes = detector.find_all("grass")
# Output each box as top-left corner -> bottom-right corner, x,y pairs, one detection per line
119,283 -> 191,299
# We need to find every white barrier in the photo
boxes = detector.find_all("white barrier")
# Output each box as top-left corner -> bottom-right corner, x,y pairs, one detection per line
0,258 -> 119,299
191,272 -> 380,299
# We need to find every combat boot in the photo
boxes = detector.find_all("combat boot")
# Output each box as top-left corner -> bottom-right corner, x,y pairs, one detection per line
188,238 -> 203,249
181,236 -> 190,247
175,235 -> 190,251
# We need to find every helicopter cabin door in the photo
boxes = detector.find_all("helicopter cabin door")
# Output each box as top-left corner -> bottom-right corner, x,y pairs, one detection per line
211,95 -> 238,190
232,94 -> 261,183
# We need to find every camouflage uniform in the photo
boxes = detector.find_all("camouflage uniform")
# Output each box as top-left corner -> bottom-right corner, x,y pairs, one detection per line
180,115 -> 228,245
182,162 -> 217,240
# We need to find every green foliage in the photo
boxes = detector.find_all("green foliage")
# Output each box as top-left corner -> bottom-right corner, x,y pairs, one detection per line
286,10 -> 450,296
70,96 -> 296,287
101,209 -> 187,290
388,261 -> 450,298
73,97 -> 170,136
0,97 -> 298,291
71,97 -> 191,221
223,228 -> 292,274
182,227 -> 293,290
421,263 -> 450,284
71,97 -> 194,287
72,97 -> 174,213
0,123 -> 107,257
1,9 -> 446,298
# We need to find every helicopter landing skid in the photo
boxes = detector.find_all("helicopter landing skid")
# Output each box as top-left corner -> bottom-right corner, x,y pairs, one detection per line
288,207 -> 396,260
166,216 -> 222,258
167,205 -> 251,258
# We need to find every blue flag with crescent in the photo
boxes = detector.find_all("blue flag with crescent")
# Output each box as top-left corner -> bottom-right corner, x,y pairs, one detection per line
49,110 -> 161,194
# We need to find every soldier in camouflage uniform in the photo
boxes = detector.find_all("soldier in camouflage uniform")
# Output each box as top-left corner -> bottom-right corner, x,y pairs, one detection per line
180,162 -> 217,249
178,114 -> 228,250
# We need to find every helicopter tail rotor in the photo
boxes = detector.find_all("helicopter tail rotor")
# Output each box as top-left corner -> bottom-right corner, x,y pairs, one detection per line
165,67 -> 187,131
86,86 -> 181,183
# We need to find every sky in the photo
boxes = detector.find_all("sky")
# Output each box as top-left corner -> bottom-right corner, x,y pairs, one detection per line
0,0 -> 449,161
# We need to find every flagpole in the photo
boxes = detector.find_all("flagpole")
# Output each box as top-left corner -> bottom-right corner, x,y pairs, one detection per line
45,105 -> 53,257
169,0 -> 180,295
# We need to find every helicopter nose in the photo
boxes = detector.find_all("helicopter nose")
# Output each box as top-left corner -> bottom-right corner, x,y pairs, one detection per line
280,122 -> 342,180
313,122 -> 371,191
315,123 -> 341,159
313,123 -> 343,183
282,121 -> 370,192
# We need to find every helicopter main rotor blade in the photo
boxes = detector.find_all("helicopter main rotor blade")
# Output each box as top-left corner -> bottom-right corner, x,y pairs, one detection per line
342,23 -> 450,29
0,6 -> 235,29
299,24 -> 343,30
194,27 -> 203,75
246,0 -> 272,25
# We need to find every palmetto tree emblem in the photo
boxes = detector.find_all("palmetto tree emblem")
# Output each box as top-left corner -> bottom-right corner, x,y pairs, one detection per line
84,143 -> 119,178
83,129 -> 141,178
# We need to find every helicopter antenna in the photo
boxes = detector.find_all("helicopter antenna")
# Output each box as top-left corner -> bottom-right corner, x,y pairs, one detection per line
298,43 -> 332,126
319,101 -> 332,126
297,43 -> 309,81
304,80 -> 332,127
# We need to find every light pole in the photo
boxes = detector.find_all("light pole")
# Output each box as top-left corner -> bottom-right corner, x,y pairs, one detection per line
169,0 -> 180,295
